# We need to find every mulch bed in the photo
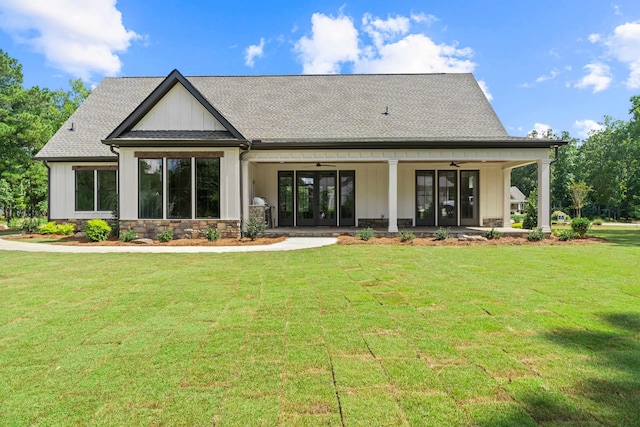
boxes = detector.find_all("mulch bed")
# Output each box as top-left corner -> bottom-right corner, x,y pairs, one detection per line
337,235 -> 607,246
6,234 -> 286,246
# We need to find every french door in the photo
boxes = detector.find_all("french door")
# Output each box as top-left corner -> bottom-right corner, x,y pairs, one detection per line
296,171 -> 337,226
416,171 -> 435,226
416,169 -> 479,226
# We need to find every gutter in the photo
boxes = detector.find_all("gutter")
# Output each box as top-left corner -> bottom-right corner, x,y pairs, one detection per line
238,140 -> 255,238
109,145 -> 120,234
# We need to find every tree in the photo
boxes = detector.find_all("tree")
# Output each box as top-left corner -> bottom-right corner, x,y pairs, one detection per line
568,181 -> 591,218
550,131 -> 579,211
522,188 -> 538,229
0,50 -> 90,220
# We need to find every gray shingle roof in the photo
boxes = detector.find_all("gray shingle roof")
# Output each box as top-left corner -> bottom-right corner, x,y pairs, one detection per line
36,72 -> 516,160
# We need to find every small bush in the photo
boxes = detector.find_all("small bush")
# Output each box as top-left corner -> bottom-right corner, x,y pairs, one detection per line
592,218 -> 603,226
527,228 -> 546,241
556,229 -> 577,241
355,227 -> 375,241
21,217 -> 44,234
245,217 -> 267,240
511,222 -> 523,229
433,227 -> 450,241
38,222 -> 58,235
511,214 -> 524,223
119,229 -> 138,242
484,228 -> 503,240
204,228 -> 220,242
8,217 -> 21,230
56,223 -> 75,235
398,231 -> 416,242
85,219 -> 111,242
570,217 -> 591,238
157,229 -> 173,242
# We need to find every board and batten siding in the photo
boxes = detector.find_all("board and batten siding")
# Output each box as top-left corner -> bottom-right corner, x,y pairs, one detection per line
118,147 -> 241,221
48,162 -> 117,220
132,83 -> 227,131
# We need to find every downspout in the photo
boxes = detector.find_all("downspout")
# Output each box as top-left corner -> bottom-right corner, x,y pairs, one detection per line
43,161 -> 51,221
109,145 -> 120,235
239,140 -> 254,238
550,144 -> 560,165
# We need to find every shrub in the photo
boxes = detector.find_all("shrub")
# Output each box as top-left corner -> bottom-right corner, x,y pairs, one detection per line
245,217 -> 267,240
398,231 -> 416,242
527,228 -> 546,241
592,218 -> 603,226
511,222 -> 523,229
355,227 -> 375,241
522,188 -> 538,229
204,228 -> 220,242
21,217 -> 44,234
433,227 -> 450,241
157,229 -> 173,242
511,214 -> 524,223
484,228 -> 503,240
119,229 -> 138,242
556,229 -> 577,241
85,219 -> 111,242
7,217 -> 21,230
38,222 -> 58,235
570,217 -> 591,238
56,223 -> 75,235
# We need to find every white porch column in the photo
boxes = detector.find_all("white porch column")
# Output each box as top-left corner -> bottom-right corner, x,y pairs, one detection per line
388,160 -> 399,233
537,159 -> 552,233
502,167 -> 512,227
241,159 -> 250,231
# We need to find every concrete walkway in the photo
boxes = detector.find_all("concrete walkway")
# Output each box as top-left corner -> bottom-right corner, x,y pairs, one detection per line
0,236 -> 337,253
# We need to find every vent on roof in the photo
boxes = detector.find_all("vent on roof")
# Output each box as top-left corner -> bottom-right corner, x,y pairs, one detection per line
68,122 -> 75,131
382,106 -> 390,116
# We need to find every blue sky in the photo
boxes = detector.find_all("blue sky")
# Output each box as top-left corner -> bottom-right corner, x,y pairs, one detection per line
1,1 -> 640,139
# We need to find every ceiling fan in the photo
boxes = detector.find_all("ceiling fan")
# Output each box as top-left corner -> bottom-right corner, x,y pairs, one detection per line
304,162 -> 337,168
449,161 -> 470,168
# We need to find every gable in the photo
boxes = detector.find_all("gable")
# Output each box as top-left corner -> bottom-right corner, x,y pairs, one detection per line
132,83 -> 227,132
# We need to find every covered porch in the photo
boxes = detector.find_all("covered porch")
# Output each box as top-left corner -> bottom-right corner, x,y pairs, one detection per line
262,226 -> 530,238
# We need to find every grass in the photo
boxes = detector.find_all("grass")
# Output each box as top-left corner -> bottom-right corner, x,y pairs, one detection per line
0,229 -> 639,426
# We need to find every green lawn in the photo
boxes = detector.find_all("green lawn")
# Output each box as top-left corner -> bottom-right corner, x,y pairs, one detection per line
1,229 -> 639,426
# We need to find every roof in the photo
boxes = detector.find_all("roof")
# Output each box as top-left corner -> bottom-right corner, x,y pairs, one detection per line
510,186 -> 527,202
35,71 -> 561,161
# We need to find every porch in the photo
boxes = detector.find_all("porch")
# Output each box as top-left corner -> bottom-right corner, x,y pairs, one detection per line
262,226 -> 529,238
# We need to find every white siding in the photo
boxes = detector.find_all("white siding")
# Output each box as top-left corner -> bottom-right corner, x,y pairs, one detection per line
48,162 -> 117,220
132,83 -> 227,131
119,147 -> 241,220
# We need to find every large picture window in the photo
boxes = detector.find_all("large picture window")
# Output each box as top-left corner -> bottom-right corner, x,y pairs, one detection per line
74,167 -> 117,212
138,159 -> 163,219
137,154 -> 221,220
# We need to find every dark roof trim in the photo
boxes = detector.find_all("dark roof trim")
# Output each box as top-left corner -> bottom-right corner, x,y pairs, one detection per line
104,69 -> 245,141
251,138 -> 568,150
34,156 -> 117,162
103,139 -> 248,148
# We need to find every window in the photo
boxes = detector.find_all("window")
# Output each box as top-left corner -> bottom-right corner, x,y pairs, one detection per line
137,155 -> 221,220
138,159 -> 163,218
74,168 -> 117,211
75,170 -> 94,211
167,158 -> 191,219
196,158 -> 220,218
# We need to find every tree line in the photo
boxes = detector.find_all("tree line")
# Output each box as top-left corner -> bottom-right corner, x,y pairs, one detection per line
513,97 -> 640,221
0,50 -> 90,220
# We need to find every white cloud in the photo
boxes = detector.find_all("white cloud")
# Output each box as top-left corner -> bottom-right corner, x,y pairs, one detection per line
410,12 -> 438,26
574,119 -> 604,138
245,38 -> 265,67
574,63 -> 612,92
294,11 -> 480,81
477,80 -> 493,101
535,69 -> 559,83
530,123 -> 553,138
613,4 -> 622,16
293,13 -> 359,74
604,21 -> 640,89
0,0 -> 140,80
588,33 -> 601,43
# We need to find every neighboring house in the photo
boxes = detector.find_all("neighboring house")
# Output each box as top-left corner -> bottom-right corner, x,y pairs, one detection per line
35,70 -> 563,237
510,186 -> 527,214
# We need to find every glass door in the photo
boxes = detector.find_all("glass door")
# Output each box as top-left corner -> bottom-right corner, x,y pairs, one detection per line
317,172 -> 337,226
438,170 -> 457,226
416,171 -> 435,226
278,171 -> 294,226
339,171 -> 355,226
460,170 -> 479,226
296,172 -> 315,226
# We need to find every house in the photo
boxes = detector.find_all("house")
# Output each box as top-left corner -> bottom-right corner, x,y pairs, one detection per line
35,70 -> 563,238
510,186 -> 527,214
